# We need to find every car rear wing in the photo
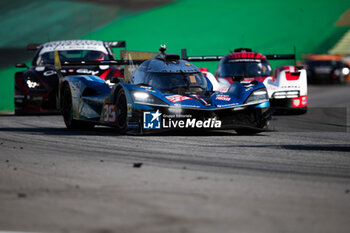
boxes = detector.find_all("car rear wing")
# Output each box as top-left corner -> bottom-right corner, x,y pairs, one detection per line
181,48 -> 296,61
26,40 -> 127,51
181,49 -> 223,61
57,60 -> 139,66
265,47 -> 296,64
265,54 -> 295,60
104,41 -> 126,48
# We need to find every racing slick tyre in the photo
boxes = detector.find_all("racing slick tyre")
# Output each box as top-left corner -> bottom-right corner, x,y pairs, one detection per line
235,109 -> 270,135
61,84 -> 94,130
115,89 -> 127,131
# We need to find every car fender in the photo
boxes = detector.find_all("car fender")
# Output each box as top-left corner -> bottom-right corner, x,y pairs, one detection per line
60,75 -> 111,118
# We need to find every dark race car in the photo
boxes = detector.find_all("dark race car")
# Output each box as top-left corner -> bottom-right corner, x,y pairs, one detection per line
14,40 -> 125,114
305,54 -> 350,84
56,46 -> 271,135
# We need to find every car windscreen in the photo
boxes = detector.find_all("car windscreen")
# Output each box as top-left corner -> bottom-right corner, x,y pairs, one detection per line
217,59 -> 272,77
147,72 -> 208,92
36,50 -> 109,65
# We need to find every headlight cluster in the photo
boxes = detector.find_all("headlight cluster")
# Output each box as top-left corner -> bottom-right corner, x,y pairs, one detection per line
334,67 -> 350,76
245,89 -> 269,104
131,91 -> 168,106
273,90 -> 299,99
342,67 -> 350,75
26,78 -> 41,89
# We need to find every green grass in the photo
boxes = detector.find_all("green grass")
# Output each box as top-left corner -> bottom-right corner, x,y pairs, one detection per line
84,0 -> 349,72
0,66 -> 17,113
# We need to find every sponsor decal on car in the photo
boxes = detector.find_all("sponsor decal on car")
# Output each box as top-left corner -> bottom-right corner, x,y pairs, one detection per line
43,69 -> 100,76
140,86 -> 152,89
76,69 -> 100,76
216,103 -> 239,108
143,110 -> 222,129
174,104 -> 201,108
292,96 -> 307,108
293,99 -> 300,107
43,70 -> 57,76
103,104 -> 116,122
245,84 -> 254,92
217,87 -> 229,93
302,96 -> 307,105
281,85 -> 300,89
166,95 -> 192,103
216,95 -> 231,101
139,86 -> 156,93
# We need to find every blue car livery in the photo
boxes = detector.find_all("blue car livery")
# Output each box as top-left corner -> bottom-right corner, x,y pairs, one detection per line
58,47 -> 271,134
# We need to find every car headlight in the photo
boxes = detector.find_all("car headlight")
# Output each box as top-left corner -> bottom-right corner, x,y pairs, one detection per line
245,89 -> 269,104
342,67 -> 350,75
133,92 -> 150,101
131,91 -> 168,106
26,79 -> 41,89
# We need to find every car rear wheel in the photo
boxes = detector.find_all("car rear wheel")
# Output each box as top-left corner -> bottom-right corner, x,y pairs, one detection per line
61,84 -> 94,130
115,89 -> 127,130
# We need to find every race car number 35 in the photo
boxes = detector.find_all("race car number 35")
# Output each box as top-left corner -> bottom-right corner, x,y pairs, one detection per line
104,104 -> 116,122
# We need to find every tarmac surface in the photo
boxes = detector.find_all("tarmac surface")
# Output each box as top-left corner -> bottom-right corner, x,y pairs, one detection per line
0,84 -> 350,233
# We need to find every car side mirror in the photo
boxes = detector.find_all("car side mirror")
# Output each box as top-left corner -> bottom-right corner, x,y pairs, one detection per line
110,77 -> 121,84
15,63 -> 28,68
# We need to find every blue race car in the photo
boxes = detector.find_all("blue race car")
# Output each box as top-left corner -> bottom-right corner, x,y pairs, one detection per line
58,46 -> 271,134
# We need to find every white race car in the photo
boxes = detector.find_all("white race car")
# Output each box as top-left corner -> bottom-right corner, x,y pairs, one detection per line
264,65 -> 307,113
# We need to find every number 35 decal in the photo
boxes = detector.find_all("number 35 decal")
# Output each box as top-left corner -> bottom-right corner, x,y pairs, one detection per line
104,104 -> 116,122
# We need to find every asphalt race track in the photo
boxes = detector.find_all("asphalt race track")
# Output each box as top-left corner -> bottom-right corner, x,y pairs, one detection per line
0,85 -> 350,233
